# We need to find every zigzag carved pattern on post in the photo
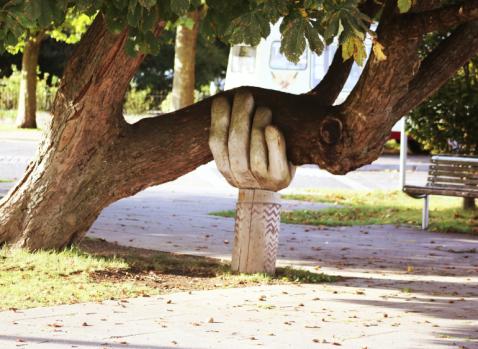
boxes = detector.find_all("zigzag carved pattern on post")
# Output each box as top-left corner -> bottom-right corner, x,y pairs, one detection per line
234,203 -> 247,235
257,203 -> 281,273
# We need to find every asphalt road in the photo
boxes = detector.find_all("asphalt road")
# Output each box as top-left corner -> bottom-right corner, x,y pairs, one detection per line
0,138 -> 429,194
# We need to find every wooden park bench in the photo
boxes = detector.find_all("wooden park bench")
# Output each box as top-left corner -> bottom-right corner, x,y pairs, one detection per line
403,155 -> 478,229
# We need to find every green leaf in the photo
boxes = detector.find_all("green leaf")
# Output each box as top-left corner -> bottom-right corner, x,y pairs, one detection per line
127,4 -> 142,27
280,15 -> 307,63
261,0 -> 289,22
125,36 -> 139,56
170,0 -> 190,16
38,0 -> 54,27
323,12 -> 340,41
342,35 -> 366,65
304,0 -> 319,10
304,23 -> 324,56
139,0 -> 157,10
397,0 -> 412,13
226,12 -> 270,47
141,7 -> 159,32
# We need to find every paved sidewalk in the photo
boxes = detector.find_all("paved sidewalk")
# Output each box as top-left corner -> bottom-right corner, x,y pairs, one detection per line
0,150 -> 476,348
1,282 -> 476,349
1,184 -> 477,348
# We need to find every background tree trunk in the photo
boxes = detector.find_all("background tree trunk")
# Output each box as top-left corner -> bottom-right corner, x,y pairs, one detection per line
171,10 -> 201,110
16,33 -> 43,129
463,197 -> 476,210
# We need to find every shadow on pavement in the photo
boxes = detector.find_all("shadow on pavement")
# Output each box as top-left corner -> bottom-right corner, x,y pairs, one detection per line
0,335 -> 197,349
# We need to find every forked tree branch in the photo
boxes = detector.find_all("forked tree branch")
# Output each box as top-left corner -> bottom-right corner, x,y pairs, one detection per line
402,0 -> 478,34
308,0 -> 382,105
308,52 -> 354,105
392,21 -> 478,118
409,0 -> 442,13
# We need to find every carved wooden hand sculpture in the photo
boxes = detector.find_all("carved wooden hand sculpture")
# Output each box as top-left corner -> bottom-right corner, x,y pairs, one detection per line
209,91 -> 295,274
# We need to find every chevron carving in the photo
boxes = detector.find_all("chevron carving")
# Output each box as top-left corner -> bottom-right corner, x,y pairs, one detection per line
232,189 -> 281,275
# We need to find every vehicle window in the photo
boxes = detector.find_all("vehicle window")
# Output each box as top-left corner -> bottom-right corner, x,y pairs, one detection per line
311,44 -> 337,88
269,41 -> 307,70
231,46 -> 257,73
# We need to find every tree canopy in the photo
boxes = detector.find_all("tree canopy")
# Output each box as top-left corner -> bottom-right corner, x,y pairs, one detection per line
0,0 -> 406,64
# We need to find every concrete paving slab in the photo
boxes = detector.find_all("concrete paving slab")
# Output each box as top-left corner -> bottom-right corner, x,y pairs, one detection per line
1,282 -> 476,349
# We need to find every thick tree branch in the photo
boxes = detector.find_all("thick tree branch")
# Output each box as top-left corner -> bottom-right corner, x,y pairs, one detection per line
119,87 -> 338,186
392,22 -> 478,118
308,53 -> 354,105
343,0 -> 422,117
402,0 -> 478,34
410,0 -> 442,13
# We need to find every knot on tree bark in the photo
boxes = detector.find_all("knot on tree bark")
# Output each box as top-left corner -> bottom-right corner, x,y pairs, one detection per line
320,117 -> 343,145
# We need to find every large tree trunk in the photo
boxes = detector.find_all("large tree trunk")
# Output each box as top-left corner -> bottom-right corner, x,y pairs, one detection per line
171,10 -> 201,110
1,6 -> 478,250
0,16 -> 150,249
16,33 -> 43,129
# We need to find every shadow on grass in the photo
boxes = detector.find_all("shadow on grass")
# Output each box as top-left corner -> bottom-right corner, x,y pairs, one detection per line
79,238 -> 337,284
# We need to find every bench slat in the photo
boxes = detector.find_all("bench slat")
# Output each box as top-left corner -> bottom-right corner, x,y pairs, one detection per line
428,170 -> 478,180
428,177 -> 478,186
432,155 -> 478,165
430,164 -> 478,172
404,185 -> 478,198
426,182 -> 478,191
430,163 -> 478,170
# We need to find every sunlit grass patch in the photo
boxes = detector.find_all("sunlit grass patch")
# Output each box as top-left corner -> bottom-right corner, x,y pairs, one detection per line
0,238 -> 335,310
211,190 -> 478,234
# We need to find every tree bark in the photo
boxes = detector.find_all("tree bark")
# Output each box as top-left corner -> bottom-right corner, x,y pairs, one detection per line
1,6 -> 478,250
0,16 -> 149,249
16,33 -> 43,129
171,10 -> 201,110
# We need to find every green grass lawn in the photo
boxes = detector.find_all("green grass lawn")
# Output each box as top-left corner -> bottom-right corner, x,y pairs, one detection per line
0,109 -> 16,122
212,190 -> 478,234
0,124 -> 40,132
0,238 -> 335,310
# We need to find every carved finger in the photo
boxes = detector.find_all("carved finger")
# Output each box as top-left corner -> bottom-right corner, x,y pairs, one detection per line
250,107 -> 272,184
209,96 -> 238,187
265,125 -> 291,190
228,91 -> 260,188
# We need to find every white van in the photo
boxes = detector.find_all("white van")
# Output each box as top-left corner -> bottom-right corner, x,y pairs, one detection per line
224,21 -> 405,141
224,21 -> 369,104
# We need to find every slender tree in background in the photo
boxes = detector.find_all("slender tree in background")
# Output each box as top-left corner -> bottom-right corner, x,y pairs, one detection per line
0,0 -> 478,249
16,32 -> 44,128
135,30 -> 228,106
13,12 -> 93,129
172,8 -> 202,110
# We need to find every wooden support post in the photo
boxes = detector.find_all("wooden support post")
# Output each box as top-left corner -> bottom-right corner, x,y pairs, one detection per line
231,189 -> 281,275
422,195 -> 429,230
